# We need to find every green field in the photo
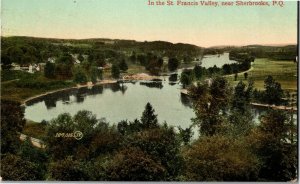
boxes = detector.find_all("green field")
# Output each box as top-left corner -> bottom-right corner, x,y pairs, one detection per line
225,58 -> 297,92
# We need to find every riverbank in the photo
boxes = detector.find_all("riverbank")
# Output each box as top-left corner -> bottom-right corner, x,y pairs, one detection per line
22,79 -> 118,105
122,73 -> 162,81
180,89 -> 297,112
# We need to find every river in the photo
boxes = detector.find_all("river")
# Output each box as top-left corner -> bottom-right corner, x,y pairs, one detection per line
24,53 -> 296,136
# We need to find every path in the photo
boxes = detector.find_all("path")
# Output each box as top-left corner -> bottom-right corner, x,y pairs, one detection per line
250,103 -> 297,112
2,79 -> 20,84
19,133 -> 46,149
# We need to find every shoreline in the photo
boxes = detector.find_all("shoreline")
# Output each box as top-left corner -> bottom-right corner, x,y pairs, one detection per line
250,102 -> 297,112
21,73 -> 164,106
22,79 -> 118,106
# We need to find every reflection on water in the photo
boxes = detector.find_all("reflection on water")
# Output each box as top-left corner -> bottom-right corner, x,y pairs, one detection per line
140,81 -> 163,89
25,81 -> 196,130
169,74 -> 178,82
180,93 -> 192,108
251,106 -> 297,125
25,53 -> 296,134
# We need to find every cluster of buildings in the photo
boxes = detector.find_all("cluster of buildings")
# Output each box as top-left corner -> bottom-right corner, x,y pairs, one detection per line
11,63 -> 46,73
9,54 -> 110,73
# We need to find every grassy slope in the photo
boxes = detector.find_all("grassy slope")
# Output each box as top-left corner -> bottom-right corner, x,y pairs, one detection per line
225,58 -> 297,92
1,71 -> 75,103
23,120 -> 47,139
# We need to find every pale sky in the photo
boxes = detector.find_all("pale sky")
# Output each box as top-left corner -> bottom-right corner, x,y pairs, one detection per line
1,0 -> 298,47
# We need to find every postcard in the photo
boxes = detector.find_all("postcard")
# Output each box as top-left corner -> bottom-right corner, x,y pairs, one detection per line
0,0 -> 298,182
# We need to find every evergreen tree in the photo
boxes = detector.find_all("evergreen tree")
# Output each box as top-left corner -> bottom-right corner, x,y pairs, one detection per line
263,75 -> 284,105
253,110 -> 297,181
180,73 -> 192,89
1,100 -> 26,154
73,67 -> 88,84
194,64 -> 203,79
140,103 -> 159,129
244,72 -> 248,79
44,62 -> 56,78
231,80 -> 253,114
234,73 -> 238,81
90,66 -> 102,84
1,52 -> 12,70
189,77 -> 231,136
168,58 -> 179,72
119,59 -> 128,72
111,64 -> 120,79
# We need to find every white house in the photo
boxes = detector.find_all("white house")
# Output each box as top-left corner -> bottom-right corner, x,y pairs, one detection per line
11,63 -> 21,71
47,57 -> 56,63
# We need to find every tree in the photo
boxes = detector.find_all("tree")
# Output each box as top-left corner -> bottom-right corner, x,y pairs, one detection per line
168,58 -> 179,72
234,73 -> 238,81
119,59 -> 128,72
1,100 -> 26,154
183,135 -> 260,181
91,66 -> 102,84
183,55 -> 192,64
45,113 -> 76,160
180,73 -> 192,89
244,72 -> 248,79
140,103 -> 159,129
78,54 -> 84,62
137,54 -> 147,66
18,138 -> 48,179
73,66 -> 87,84
49,157 -> 90,181
178,126 -> 193,145
106,147 -> 167,181
45,111 -> 117,160
1,154 -> 44,181
7,46 -> 23,64
55,54 -> 74,79
44,62 -> 56,78
227,80 -> 255,136
251,110 -> 297,181
263,75 -> 284,105
125,127 -> 184,180
146,59 -> 162,75
189,77 -> 231,136
169,74 -> 178,82
81,61 -> 91,74
129,52 -> 137,63
231,80 -> 253,114
1,52 -> 12,70
21,54 -> 35,65
57,54 -> 74,65
55,63 -> 73,79
193,65 -> 203,79
222,64 -> 232,75
111,64 -> 120,79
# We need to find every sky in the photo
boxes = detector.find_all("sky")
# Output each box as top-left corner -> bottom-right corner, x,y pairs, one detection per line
1,0 -> 298,47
